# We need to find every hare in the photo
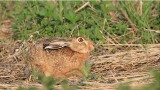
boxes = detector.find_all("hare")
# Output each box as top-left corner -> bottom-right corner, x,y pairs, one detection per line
29,36 -> 94,79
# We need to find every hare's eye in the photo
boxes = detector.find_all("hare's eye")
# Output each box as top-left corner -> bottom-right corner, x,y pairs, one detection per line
77,37 -> 84,42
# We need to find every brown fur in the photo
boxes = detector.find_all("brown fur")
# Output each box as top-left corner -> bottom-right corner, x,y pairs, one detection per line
30,37 -> 94,78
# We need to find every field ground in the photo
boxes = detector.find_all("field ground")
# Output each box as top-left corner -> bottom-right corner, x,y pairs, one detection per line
0,40 -> 160,90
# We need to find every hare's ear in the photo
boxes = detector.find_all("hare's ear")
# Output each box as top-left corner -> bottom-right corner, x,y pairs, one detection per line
43,41 -> 69,50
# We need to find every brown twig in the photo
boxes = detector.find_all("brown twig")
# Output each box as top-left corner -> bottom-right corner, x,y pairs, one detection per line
128,28 -> 160,34
75,2 -> 90,13
109,70 -> 119,83
75,1 -> 97,14
139,0 -> 143,16
121,9 -> 138,31
88,3 -> 97,14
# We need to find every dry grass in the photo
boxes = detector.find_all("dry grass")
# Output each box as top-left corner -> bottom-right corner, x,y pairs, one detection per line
0,39 -> 31,84
0,38 -> 160,89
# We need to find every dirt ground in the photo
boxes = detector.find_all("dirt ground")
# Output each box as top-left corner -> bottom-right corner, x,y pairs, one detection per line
0,38 -> 160,90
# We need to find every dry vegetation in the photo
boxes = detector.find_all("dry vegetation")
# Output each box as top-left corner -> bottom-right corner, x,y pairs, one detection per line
1,39 -> 160,90
0,1 -> 160,90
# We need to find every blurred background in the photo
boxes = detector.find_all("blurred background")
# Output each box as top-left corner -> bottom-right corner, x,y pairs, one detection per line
0,1 -> 160,44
